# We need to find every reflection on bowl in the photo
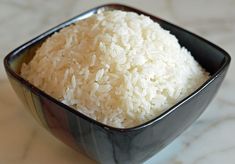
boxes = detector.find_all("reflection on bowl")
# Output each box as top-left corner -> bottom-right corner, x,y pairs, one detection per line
3,4 -> 231,164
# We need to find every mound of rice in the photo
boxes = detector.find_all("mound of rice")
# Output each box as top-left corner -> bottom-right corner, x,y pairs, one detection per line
21,10 -> 209,128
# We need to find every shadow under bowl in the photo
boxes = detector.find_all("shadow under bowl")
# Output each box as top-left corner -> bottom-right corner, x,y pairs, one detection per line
3,4 -> 231,164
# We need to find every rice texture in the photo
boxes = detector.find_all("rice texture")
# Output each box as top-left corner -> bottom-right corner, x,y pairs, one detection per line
21,10 -> 209,128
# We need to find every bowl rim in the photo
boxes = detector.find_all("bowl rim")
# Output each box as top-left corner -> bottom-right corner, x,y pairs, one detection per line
4,3 -> 231,132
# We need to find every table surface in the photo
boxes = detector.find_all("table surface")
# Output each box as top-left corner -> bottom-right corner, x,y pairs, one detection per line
0,0 -> 234,164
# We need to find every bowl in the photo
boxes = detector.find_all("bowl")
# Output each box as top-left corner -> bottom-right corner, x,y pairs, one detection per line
3,4 -> 231,164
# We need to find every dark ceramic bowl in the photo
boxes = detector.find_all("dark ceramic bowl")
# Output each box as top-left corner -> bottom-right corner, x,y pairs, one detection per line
4,4 -> 231,164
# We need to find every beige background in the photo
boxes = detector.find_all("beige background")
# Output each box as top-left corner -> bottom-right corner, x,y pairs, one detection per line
0,0 -> 235,163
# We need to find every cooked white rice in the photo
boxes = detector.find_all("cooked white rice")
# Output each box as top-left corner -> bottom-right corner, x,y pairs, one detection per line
21,10 -> 209,128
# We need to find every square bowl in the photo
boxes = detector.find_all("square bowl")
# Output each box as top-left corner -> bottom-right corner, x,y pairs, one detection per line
3,4 -> 231,164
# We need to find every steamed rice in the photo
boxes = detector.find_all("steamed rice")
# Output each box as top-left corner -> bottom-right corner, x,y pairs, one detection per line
21,10 -> 209,128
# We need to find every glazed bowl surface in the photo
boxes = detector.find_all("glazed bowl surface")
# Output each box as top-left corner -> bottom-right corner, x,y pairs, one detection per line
4,4 -> 231,164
